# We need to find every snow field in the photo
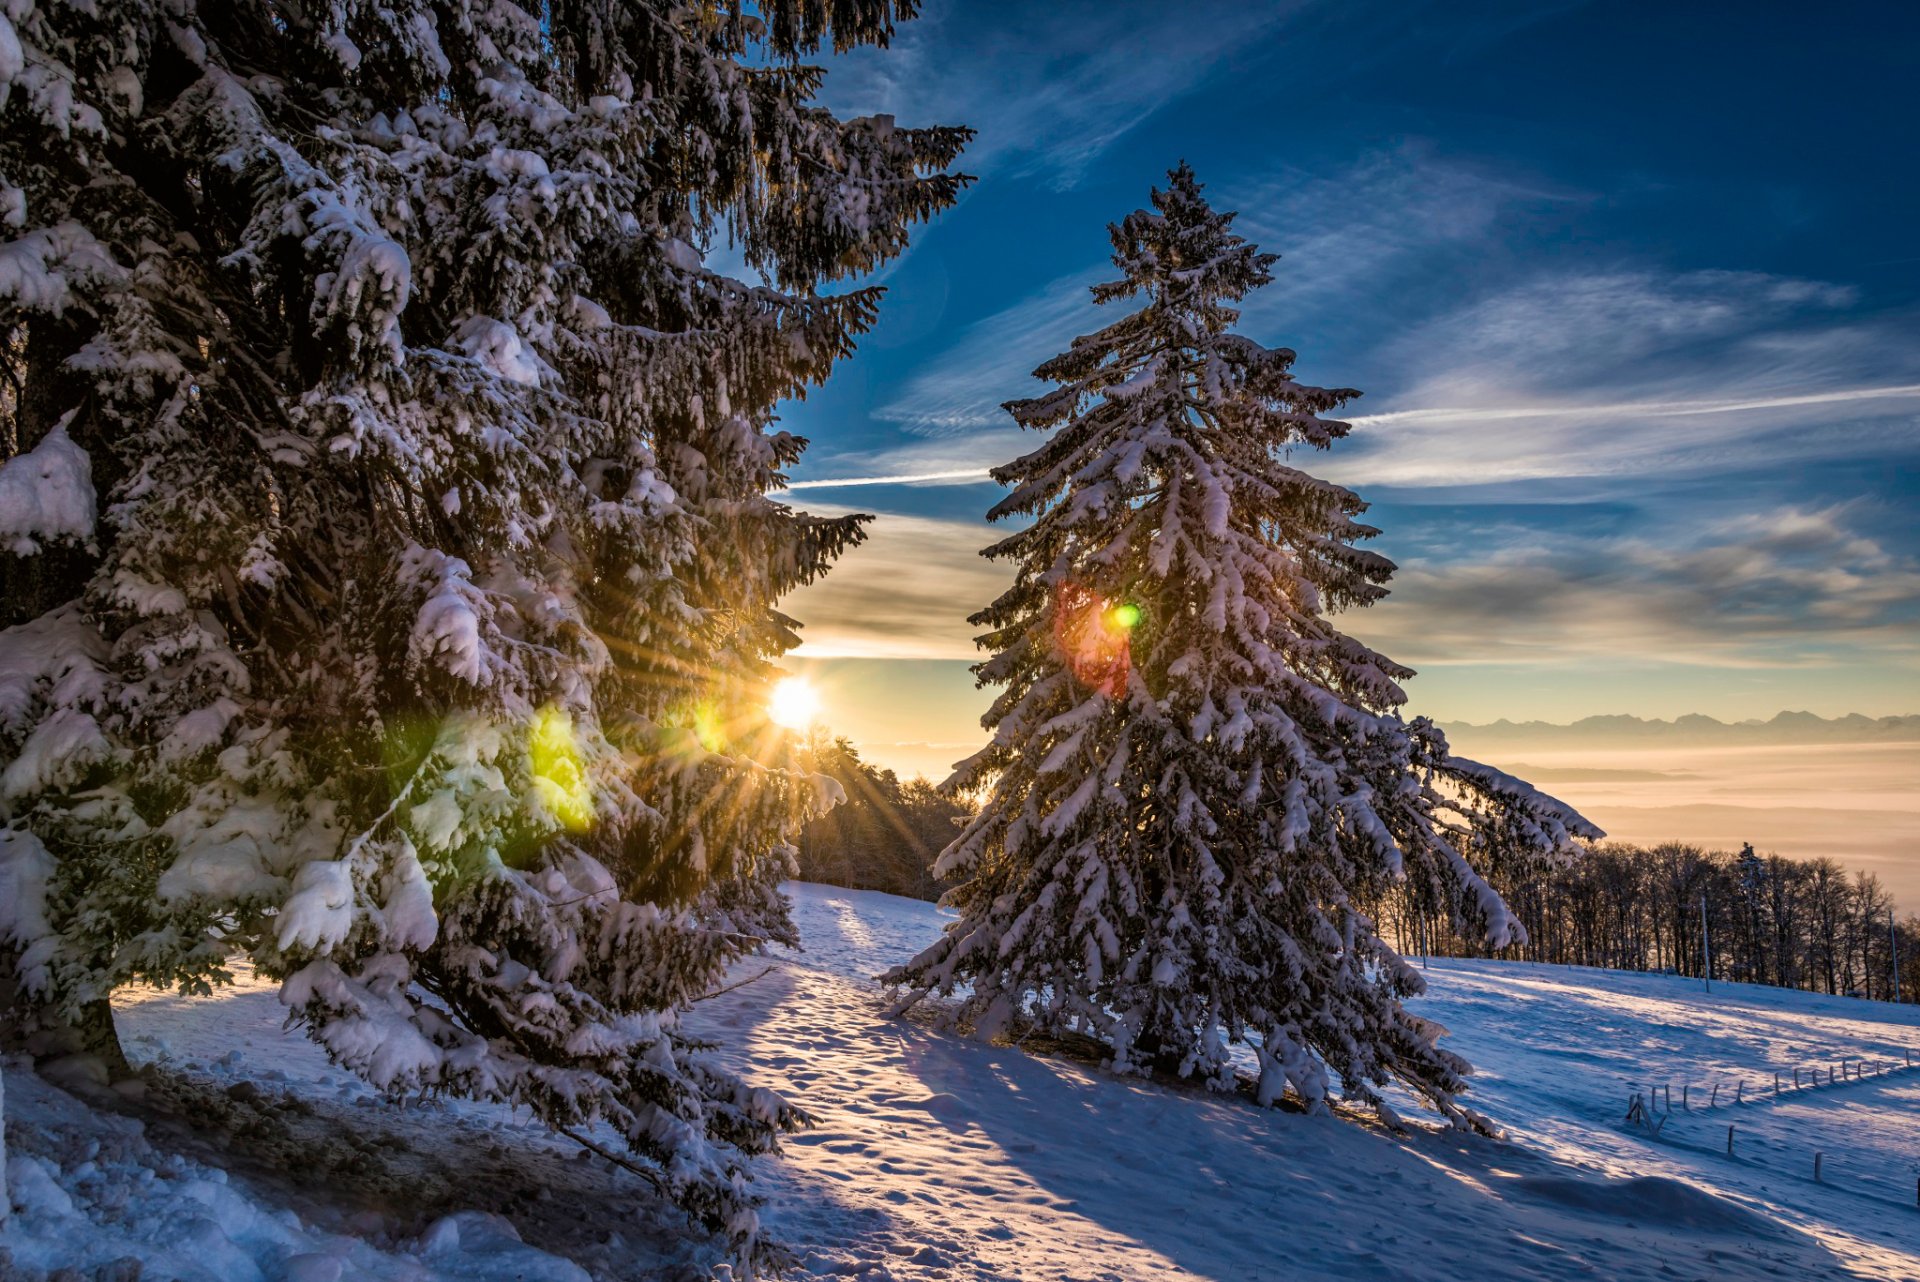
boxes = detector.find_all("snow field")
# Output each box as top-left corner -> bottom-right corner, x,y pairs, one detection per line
720,884 -> 1920,1281
1419,958 -> 1920,1273
2,880 -> 1916,1280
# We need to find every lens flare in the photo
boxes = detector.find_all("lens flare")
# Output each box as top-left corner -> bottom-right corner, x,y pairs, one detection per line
529,705 -> 594,831
1054,582 -> 1135,695
690,700 -> 727,753
768,676 -> 821,730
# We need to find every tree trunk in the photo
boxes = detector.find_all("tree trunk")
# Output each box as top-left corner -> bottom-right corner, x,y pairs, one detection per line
0,951 -> 130,1079
1128,1021 -> 1200,1081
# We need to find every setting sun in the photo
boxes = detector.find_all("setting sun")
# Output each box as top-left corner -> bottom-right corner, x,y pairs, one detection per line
768,675 -> 822,730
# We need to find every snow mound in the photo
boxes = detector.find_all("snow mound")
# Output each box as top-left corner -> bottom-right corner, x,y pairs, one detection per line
0,1057 -> 598,1281
1512,1174 -> 1784,1237
416,1211 -> 593,1282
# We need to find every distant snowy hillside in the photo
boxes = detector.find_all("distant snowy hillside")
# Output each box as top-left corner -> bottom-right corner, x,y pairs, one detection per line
5,881 -> 1918,1280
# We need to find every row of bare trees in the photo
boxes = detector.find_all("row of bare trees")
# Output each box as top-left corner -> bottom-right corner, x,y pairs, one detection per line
1378,841 -> 1917,1003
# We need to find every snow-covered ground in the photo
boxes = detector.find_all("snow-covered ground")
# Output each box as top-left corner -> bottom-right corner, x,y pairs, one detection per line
5,881 -> 1919,1280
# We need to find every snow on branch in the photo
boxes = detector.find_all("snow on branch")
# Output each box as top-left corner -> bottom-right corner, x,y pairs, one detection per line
0,418 -> 95,554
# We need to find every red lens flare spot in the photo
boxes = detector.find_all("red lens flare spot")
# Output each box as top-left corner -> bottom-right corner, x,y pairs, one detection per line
1054,582 -> 1136,695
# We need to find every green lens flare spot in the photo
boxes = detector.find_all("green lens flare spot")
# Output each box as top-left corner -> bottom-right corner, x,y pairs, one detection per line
529,705 -> 594,831
1110,603 -> 1142,630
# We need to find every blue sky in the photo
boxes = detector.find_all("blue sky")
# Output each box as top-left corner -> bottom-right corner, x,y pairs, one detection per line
763,0 -> 1920,777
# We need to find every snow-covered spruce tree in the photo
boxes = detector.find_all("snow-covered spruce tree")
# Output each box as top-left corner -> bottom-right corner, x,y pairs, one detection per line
0,0 -> 966,1265
884,165 -> 1596,1129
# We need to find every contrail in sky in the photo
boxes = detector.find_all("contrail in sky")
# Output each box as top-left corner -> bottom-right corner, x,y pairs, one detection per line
787,384 -> 1920,489
1349,384 -> 1920,426
787,468 -> 994,490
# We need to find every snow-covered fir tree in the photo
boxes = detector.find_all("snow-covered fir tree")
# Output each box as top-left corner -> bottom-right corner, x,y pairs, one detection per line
884,165 -> 1597,1129
0,0 -> 966,1266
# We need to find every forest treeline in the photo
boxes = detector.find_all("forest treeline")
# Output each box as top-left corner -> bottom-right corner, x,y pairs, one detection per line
1377,841 -> 1918,1003
799,775 -> 1920,1006
792,736 -> 972,902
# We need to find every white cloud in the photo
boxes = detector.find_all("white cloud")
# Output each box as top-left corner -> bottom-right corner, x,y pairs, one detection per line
796,423 -> 1031,492
782,507 -> 1005,660
866,269 -> 1104,435
1231,144 -> 1574,318
1379,269 -> 1862,389
787,467 -> 993,490
1355,503 -> 1920,669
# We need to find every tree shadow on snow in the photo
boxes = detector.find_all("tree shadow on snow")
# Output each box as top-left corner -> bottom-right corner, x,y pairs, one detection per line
715,962 -> 1897,1282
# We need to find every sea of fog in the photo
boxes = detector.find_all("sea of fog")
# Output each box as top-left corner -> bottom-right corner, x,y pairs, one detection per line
862,736 -> 1920,909
1462,740 -> 1920,906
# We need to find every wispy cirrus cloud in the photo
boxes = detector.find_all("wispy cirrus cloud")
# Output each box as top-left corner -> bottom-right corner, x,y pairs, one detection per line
1373,269 -> 1864,393
787,468 -> 993,491
791,428 -> 1027,494
1329,269 -> 1920,488
856,145 -> 1571,445
821,1 -> 1302,187
1233,144 -> 1576,320
863,269 -> 1106,436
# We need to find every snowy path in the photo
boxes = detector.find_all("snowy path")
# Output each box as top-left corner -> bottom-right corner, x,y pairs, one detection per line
4,880 -> 1918,1280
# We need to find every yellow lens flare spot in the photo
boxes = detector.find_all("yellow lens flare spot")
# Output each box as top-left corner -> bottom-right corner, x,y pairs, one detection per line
767,675 -> 821,731
689,699 -> 727,753
1109,602 -> 1142,630
529,705 -> 594,831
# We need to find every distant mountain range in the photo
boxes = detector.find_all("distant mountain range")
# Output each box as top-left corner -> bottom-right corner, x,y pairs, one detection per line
1441,711 -> 1920,747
